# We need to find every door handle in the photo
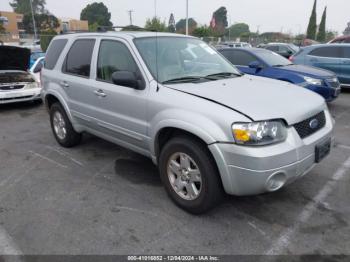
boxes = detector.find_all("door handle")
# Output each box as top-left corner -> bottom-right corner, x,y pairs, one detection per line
60,81 -> 69,88
94,89 -> 107,97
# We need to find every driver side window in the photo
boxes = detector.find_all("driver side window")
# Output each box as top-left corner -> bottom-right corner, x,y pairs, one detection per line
97,40 -> 139,83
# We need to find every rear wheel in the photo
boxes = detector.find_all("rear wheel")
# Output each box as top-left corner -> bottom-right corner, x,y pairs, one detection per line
50,103 -> 81,147
159,136 -> 223,214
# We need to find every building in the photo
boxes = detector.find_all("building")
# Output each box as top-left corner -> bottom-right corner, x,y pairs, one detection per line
344,22 -> 350,36
0,11 -> 24,43
57,18 -> 89,33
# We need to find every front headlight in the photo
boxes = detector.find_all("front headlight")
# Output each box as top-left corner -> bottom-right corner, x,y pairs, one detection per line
232,120 -> 287,146
303,76 -> 323,86
24,82 -> 39,89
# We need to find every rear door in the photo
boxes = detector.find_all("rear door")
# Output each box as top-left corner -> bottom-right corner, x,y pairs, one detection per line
339,46 -> 350,86
306,46 -> 341,75
61,38 -> 99,129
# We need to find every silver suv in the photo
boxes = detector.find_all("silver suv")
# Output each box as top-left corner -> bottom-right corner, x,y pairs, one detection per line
42,32 -> 334,213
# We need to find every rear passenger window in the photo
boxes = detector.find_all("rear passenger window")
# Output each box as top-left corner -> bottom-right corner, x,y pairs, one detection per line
97,40 -> 139,83
45,39 -> 67,70
63,39 -> 95,77
309,47 -> 342,58
266,46 -> 278,52
234,51 -> 256,66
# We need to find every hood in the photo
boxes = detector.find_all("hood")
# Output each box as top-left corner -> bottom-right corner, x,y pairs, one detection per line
165,75 -> 326,125
0,46 -> 31,71
278,64 -> 334,78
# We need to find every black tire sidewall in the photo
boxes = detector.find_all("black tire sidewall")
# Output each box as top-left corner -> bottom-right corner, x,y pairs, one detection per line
159,137 -> 222,213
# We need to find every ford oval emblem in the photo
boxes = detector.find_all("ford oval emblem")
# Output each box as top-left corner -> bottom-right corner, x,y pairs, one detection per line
309,119 -> 319,129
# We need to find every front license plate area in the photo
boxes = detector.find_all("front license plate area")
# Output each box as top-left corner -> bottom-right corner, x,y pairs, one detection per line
315,138 -> 331,163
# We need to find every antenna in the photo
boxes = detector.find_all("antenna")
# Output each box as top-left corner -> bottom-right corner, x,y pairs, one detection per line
127,10 -> 134,25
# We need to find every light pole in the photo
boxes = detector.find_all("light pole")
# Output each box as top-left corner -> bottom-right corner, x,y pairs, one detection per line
29,0 -> 37,40
186,0 -> 189,35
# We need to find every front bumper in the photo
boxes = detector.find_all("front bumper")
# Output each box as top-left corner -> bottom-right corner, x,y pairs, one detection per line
0,88 -> 42,104
209,109 -> 334,196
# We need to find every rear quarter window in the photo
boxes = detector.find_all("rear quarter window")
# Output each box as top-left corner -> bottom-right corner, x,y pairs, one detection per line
309,46 -> 342,58
44,39 -> 68,70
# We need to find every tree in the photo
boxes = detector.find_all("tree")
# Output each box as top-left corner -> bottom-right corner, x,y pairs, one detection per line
144,17 -> 167,32
10,0 -> 46,15
168,13 -> 176,33
316,7 -> 327,42
22,13 -> 59,34
192,26 -> 212,38
40,29 -> 57,52
344,22 -> 350,35
80,2 -> 112,29
306,0 -> 317,39
176,18 -> 197,34
121,25 -> 145,31
326,30 -> 337,41
212,6 -> 228,36
226,23 -> 250,39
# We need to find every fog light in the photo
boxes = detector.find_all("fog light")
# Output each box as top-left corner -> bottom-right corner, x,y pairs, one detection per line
266,172 -> 287,192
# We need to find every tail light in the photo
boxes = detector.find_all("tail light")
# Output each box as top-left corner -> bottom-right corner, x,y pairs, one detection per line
289,56 -> 294,62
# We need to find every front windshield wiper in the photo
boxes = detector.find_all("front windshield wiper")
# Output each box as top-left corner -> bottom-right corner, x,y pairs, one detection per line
162,76 -> 204,84
205,72 -> 243,79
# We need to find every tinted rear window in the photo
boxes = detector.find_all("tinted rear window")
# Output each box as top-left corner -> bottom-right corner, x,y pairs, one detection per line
63,39 -> 95,77
44,39 -> 68,70
309,46 -> 342,58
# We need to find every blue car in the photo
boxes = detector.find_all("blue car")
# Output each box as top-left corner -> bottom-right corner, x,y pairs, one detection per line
218,47 -> 341,102
29,51 -> 45,69
290,44 -> 350,88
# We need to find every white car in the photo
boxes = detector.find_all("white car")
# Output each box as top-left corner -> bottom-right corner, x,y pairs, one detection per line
0,46 -> 41,104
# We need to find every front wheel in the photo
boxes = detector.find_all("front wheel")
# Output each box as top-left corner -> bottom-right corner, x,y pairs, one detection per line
159,136 -> 223,214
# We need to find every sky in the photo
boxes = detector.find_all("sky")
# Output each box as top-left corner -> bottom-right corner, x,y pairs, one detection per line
1,0 -> 349,35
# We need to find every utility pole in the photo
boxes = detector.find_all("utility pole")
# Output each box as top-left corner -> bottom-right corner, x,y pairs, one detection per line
186,0 -> 189,35
29,0 -> 37,40
127,10 -> 134,25
154,0 -> 157,17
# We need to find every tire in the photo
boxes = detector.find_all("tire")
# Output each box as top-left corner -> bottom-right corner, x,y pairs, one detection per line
50,102 -> 81,148
159,136 -> 223,214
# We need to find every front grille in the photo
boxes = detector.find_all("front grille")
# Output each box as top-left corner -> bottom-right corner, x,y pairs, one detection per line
293,111 -> 326,139
0,85 -> 25,91
326,78 -> 340,89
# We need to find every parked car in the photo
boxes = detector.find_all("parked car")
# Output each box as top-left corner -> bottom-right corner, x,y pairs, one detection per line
290,44 -> 350,88
216,42 -> 252,49
30,56 -> 45,85
29,51 -> 45,69
328,35 -> 350,44
218,48 -> 341,102
0,46 -> 41,104
42,33 -> 333,213
263,43 -> 299,58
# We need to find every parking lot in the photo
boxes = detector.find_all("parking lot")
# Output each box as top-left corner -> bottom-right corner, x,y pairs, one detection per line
0,92 -> 349,256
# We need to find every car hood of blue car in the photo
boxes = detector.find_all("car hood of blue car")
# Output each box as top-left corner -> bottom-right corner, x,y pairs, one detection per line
277,64 -> 334,78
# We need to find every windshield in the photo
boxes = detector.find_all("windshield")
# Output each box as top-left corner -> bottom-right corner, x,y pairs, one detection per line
134,37 -> 241,83
256,50 -> 293,67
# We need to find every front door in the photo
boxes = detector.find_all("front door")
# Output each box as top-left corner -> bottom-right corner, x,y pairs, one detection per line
91,38 -> 149,152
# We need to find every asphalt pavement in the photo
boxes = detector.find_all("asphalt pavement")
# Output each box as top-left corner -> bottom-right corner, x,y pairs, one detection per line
0,92 -> 349,256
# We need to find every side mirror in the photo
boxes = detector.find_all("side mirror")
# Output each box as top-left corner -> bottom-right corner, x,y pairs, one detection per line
248,61 -> 262,69
111,71 -> 143,89
33,62 -> 43,73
